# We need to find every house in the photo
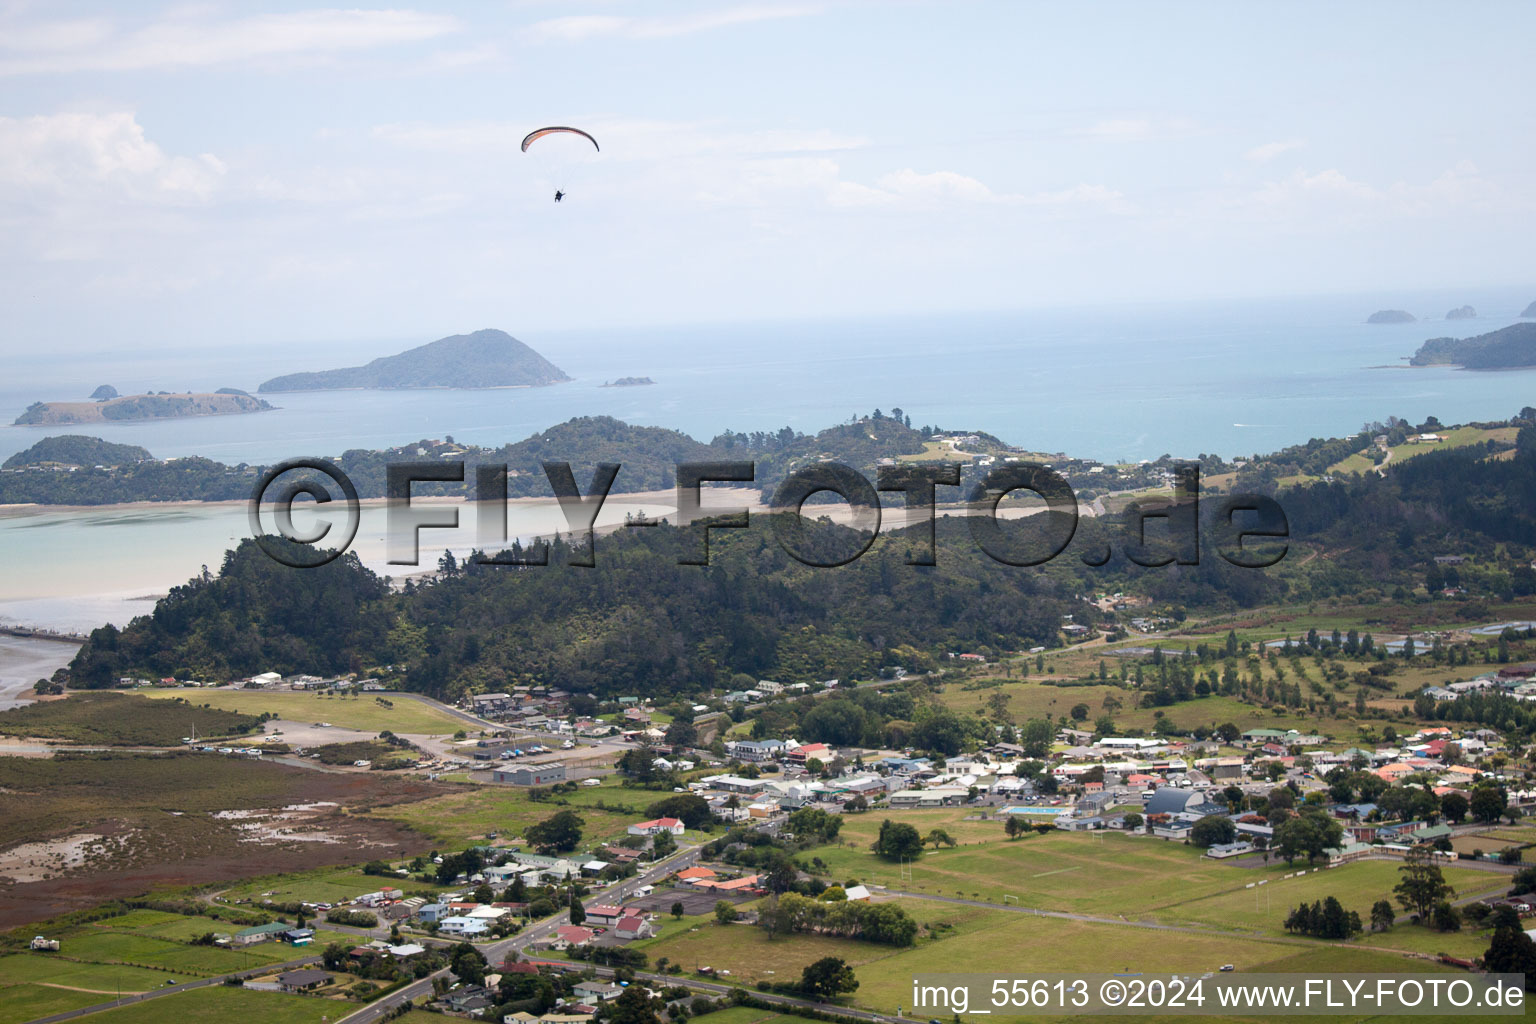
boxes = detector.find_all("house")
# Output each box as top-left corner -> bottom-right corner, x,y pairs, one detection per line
615,914 -> 654,939
389,943 -> 426,958
277,969 -> 332,993
704,775 -> 769,795
755,680 -> 785,694
677,866 -> 716,883
554,925 -> 594,948
439,916 -> 491,937
785,742 -> 831,766
697,874 -> 760,893
574,981 -> 625,1002
627,817 -> 686,837
494,764 -> 568,786
28,936 -> 59,951
281,928 -> 315,946
843,884 -> 871,901
728,739 -> 785,762
585,905 -> 626,926
233,922 -> 291,946
440,985 -> 495,1016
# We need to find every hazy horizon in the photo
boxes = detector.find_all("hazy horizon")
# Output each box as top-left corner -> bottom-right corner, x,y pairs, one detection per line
2,1 -> 1534,353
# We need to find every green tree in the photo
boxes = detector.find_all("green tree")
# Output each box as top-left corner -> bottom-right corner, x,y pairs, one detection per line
525,810 -> 585,853
1394,847 -> 1455,919
1273,808 -> 1343,865
671,901 -> 685,919
873,819 -> 924,861
1370,899 -> 1395,932
1471,784 -> 1509,824
714,901 -> 739,925
1019,719 -> 1053,758
1189,815 -> 1237,848
1440,791 -> 1470,824
1484,907 -> 1536,989
569,892 -> 586,927
801,956 -> 859,999
607,983 -> 666,1024
1430,900 -> 1461,932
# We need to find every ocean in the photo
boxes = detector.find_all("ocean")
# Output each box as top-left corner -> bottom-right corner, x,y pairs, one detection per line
1,287 -> 1534,639
4,289 -> 1534,469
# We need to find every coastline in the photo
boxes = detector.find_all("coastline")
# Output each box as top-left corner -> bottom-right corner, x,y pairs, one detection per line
0,487 -> 696,516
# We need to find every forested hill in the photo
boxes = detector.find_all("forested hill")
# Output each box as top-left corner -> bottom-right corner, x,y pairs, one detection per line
65,517 -> 1086,698
3,435 -> 153,469
0,412 -> 946,505
1409,322 -> 1536,368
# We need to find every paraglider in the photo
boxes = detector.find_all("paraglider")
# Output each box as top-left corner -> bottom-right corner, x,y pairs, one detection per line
523,127 -> 599,202
521,127 -> 599,153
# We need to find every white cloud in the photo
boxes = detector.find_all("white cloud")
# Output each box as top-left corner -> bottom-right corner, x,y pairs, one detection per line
1240,161 -> 1525,222
527,4 -> 818,42
0,9 -> 459,74
1079,116 -> 1200,142
1244,138 -> 1306,162
0,112 -> 225,200
874,168 -> 996,203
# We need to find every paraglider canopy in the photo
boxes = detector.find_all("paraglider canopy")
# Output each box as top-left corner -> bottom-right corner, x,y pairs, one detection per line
521,126 -> 599,152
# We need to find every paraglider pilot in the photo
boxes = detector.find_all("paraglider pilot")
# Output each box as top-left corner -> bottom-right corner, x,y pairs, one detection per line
554,190 -> 564,203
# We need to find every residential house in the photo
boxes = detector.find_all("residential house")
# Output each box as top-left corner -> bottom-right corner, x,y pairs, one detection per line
615,914 -> 654,939
728,739 -> 786,762
627,817 -> 686,837
584,905 -> 626,926
554,925 -> 594,948
439,916 -> 491,938
277,969 -> 331,993
233,922 -> 291,946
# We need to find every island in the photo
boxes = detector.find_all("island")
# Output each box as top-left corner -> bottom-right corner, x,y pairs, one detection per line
89,385 -> 118,401
2,435 -> 153,470
258,328 -> 570,393
1445,305 -> 1477,320
601,376 -> 656,388
1408,322 -> 1536,368
13,391 -> 273,426
1367,309 -> 1416,324
1523,300 -> 1536,318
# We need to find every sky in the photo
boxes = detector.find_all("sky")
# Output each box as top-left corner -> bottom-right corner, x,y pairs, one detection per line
1,0 -> 1533,351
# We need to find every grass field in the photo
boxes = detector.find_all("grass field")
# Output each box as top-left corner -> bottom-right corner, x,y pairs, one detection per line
216,863 -> 441,905
640,900 -> 1453,1024
0,692 -> 260,746
68,983 -> 342,1024
689,1009 -> 788,1024
811,831 -> 1312,915
1328,426 -> 1517,476
140,688 -> 465,735
1149,858 -> 1504,957
0,906 -> 349,1024
368,785 -> 639,849
835,807 -> 1016,848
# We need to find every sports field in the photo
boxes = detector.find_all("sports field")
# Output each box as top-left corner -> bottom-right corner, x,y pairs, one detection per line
140,687 -> 465,734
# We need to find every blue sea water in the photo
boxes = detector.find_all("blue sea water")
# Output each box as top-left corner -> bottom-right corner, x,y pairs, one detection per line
3,287 -> 1534,468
